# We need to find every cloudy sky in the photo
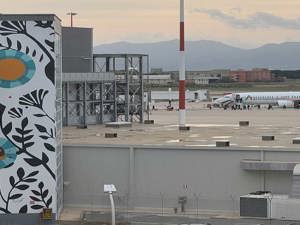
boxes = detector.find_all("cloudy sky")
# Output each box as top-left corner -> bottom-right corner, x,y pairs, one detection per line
2,0 -> 300,48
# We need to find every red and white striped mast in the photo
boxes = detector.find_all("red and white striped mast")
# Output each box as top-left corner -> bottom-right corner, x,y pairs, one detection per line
179,0 -> 190,130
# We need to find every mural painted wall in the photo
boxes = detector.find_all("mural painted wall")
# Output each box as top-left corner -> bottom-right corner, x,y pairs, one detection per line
0,18 -> 60,215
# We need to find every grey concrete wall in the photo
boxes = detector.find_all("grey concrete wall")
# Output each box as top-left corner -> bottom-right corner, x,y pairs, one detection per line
63,145 -> 300,212
265,171 -> 292,194
63,145 -> 130,207
133,148 -> 259,210
62,27 -> 93,73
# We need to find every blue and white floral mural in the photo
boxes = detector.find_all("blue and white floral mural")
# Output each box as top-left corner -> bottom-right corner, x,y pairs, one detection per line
0,19 -> 58,214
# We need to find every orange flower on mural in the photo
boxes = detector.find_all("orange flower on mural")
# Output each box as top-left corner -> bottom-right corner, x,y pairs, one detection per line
0,50 -> 35,88
0,58 -> 26,81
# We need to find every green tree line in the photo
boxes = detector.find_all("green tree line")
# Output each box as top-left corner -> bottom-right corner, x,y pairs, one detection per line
272,70 -> 300,79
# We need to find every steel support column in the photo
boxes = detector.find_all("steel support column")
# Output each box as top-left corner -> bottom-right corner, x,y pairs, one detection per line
125,55 -> 129,121
106,57 -> 110,72
139,56 -> 144,123
83,81 -> 87,127
92,56 -> 95,72
114,80 -> 118,122
100,82 -> 104,124
65,82 -> 69,126
113,58 -> 116,73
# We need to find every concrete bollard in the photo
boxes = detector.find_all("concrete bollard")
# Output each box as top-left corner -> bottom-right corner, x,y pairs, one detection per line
216,140 -> 230,147
262,135 -> 275,141
179,126 -> 191,131
105,133 -> 118,138
144,120 -> 155,124
239,121 -> 249,127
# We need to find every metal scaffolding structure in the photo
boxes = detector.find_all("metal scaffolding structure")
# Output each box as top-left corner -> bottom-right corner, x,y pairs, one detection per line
62,54 -> 149,126
93,54 -> 149,123
62,73 -> 117,126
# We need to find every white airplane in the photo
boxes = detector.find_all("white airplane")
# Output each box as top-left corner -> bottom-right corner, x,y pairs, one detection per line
213,92 -> 300,109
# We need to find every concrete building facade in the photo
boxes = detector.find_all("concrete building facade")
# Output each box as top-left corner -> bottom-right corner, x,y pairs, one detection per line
186,70 -> 230,85
62,27 -> 93,73
0,14 -> 63,223
166,70 -> 229,85
229,69 -> 272,83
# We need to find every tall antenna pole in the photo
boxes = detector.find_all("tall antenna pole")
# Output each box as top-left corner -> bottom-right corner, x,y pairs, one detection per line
67,12 -> 77,27
179,0 -> 190,131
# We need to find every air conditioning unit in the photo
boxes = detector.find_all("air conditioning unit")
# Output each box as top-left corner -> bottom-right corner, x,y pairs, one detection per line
240,192 -> 271,218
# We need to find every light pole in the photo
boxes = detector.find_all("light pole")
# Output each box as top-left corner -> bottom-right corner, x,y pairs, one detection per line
267,193 -> 273,225
104,184 -> 117,225
67,12 -> 77,27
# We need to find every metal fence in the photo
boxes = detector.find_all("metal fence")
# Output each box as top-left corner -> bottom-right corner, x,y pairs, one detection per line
65,192 -> 240,216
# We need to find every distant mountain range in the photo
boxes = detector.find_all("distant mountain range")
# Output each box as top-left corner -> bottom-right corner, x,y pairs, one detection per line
94,40 -> 300,71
